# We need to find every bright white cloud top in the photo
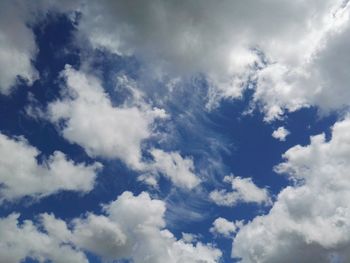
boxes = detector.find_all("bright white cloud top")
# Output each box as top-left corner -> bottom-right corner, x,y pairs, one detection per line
0,133 -> 101,202
48,65 -> 166,169
210,175 -> 271,207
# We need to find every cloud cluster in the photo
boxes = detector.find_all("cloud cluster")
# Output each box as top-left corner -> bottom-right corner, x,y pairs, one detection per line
0,132 -> 101,202
146,149 -> 200,189
210,175 -> 270,207
0,1 -> 38,94
0,0 -> 79,95
0,213 -> 87,263
233,117 -> 350,262
74,0 -> 350,120
210,217 -> 243,238
0,191 -> 222,263
48,65 -> 166,169
48,66 -> 200,189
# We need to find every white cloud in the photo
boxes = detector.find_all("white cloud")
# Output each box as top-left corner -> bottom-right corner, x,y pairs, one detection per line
3,1 -> 350,117
181,232 -> 199,243
210,175 -> 271,207
48,65 -> 166,169
0,132 -> 101,202
0,1 -> 38,94
233,117 -> 350,262
210,217 -> 243,238
0,213 -> 88,263
0,0 -> 79,95
272,126 -> 290,141
0,191 -> 222,263
73,191 -> 222,262
73,0 -> 350,119
47,66 -> 201,189
146,149 -> 201,189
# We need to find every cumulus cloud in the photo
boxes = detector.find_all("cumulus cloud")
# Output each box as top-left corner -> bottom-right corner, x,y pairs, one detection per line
0,0 -> 79,95
233,117 -> 350,262
4,0 -> 350,116
210,217 -> 243,238
47,66 -> 201,189
71,0 -> 350,119
144,149 -> 201,189
0,132 -> 101,202
210,175 -> 271,207
272,126 -> 290,141
0,1 -> 38,94
0,213 -> 87,263
0,191 -> 222,263
48,65 -> 166,169
252,1 -> 350,120
71,191 -> 222,262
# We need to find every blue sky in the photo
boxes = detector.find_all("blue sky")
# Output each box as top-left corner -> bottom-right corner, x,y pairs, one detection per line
1,1 -> 350,263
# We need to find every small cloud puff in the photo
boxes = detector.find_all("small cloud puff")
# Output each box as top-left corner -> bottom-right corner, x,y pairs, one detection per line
210,175 -> 271,207
210,217 -> 243,238
272,126 -> 290,141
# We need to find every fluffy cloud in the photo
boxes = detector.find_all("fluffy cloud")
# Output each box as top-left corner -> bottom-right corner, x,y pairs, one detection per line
0,0 -> 79,95
272,126 -> 290,141
0,1 -> 38,94
0,132 -> 101,202
48,66 -> 201,189
210,217 -> 243,238
71,191 -> 222,262
3,0 -> 350,117
252,1 -> 350,120
145,149 -> 201,189
0,191 -> 222,263
0,213 -> 87,263
72,0 -> 350,119
210,175 -> 271,207
233,117 -> 350,262
48,65 -> 166,169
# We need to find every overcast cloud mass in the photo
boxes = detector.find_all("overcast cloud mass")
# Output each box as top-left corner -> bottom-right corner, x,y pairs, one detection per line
1,0 -> 350,262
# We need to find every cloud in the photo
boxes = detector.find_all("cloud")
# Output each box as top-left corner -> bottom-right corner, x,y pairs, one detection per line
48,65 -> 166,169
272,126 -> 290,141
0,1 -> 38,94
0,213 -> 88,263
47,66 -> 201,189
0,191 -> 222,263
233,117 -> 350,262
72,191 -> 222,262
3,0 -> 350,117
0,132 -> 101,202
72,0 -> 350,119
181,232 -> 200,243
0,0 -> 79,95
210,217 -> 243,238
144,149 -> 201,189
210,175 -> 271,207
252,1 -> 350,120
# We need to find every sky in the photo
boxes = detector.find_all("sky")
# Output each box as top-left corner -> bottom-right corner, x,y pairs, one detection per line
1,0 -> 350,262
